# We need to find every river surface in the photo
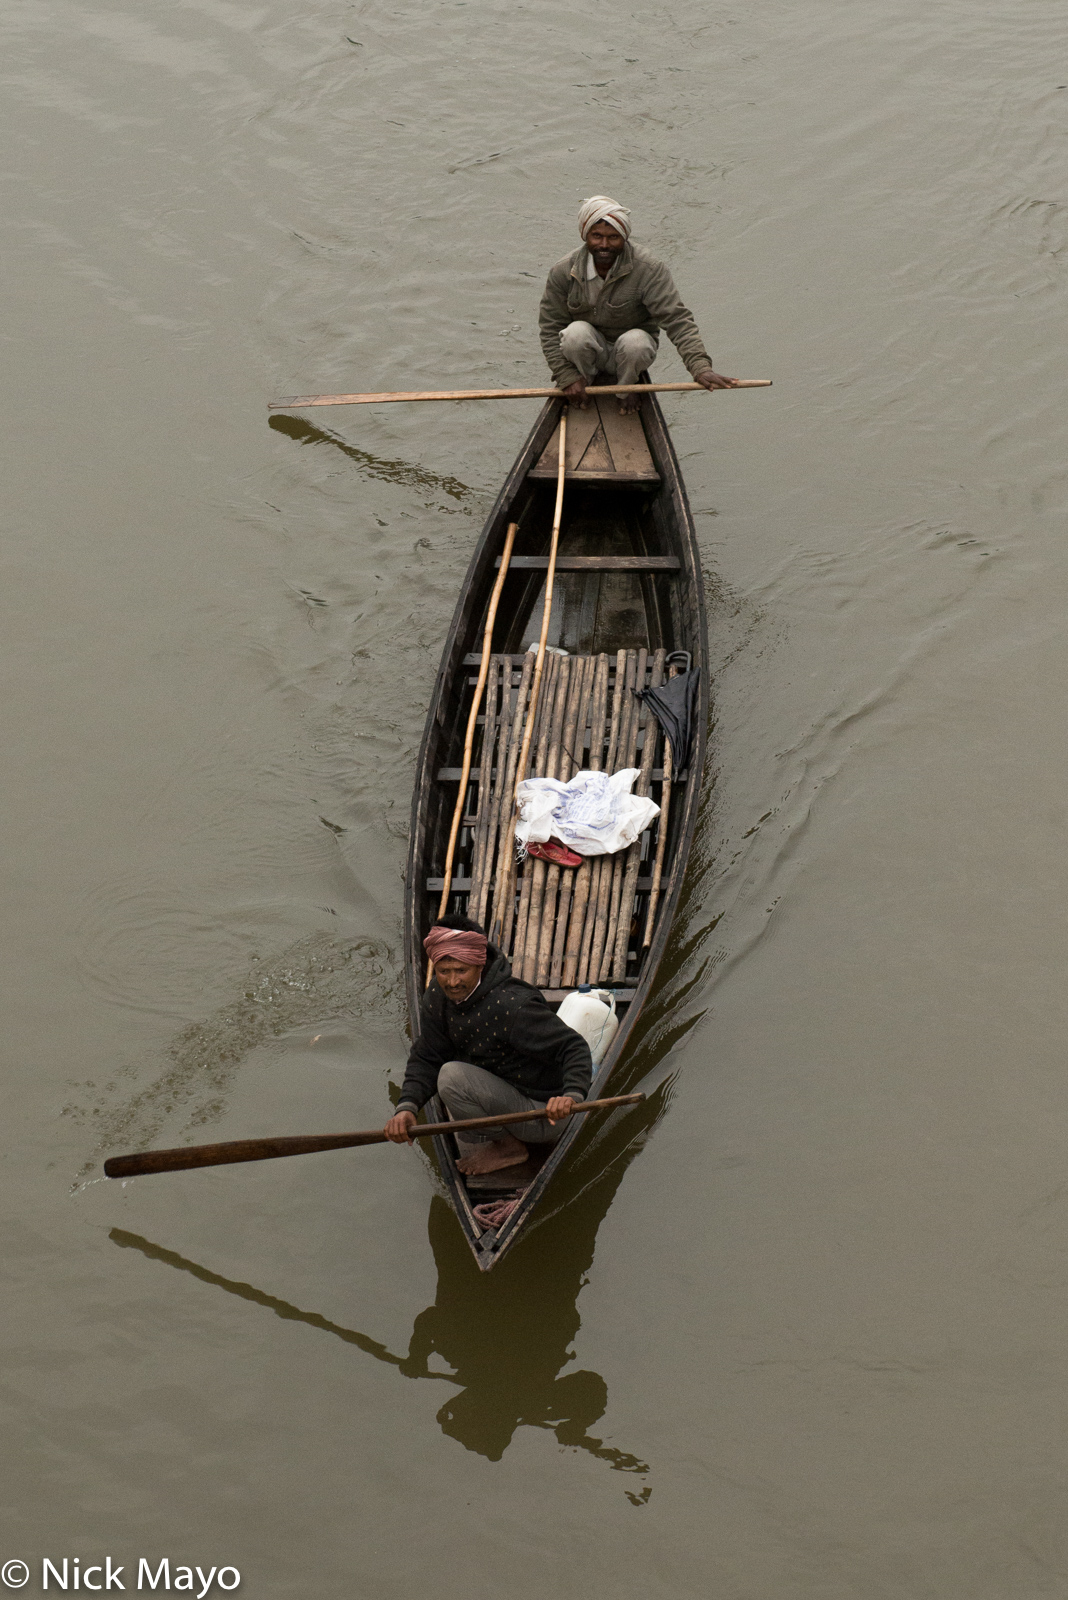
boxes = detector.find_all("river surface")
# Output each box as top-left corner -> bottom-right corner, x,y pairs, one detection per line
3,0 -> 1067,1593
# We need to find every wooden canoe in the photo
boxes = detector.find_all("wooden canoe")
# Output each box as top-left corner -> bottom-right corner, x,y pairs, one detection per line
403,386 -> 708,1270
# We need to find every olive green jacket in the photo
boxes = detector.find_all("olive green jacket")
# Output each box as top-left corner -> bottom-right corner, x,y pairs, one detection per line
539,242 -> 713,387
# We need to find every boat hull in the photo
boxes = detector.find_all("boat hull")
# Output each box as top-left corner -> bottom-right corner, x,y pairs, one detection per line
403,391 -> 708,1268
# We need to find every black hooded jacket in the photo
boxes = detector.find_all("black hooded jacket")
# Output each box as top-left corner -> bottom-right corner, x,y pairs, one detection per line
397,947 -> 593,1114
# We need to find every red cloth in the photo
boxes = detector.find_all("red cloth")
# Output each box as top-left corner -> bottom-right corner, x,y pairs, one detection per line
423,927 -> 488,968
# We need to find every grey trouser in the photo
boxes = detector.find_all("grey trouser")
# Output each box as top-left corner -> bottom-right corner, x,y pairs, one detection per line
558,321 -> 659,387
437,1060 -> 565,1153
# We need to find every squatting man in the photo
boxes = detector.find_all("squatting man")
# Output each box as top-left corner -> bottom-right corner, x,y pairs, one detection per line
539,194 -> 738,412
385,918 -> 592,1176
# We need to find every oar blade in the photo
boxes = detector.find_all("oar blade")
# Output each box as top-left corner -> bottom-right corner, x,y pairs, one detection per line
103,1130 -> 386,1180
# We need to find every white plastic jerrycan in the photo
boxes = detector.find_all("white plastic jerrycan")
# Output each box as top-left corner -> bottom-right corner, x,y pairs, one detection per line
557,986 -> 618,1067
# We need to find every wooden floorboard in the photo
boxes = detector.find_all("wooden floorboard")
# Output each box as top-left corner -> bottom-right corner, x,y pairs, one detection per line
528,397 -> 660,482
597,397 -> 660,476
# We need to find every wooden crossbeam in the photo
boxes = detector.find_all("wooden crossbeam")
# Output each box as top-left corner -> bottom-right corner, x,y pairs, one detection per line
427,874 -> 657,893
437,765 -> 683,783
493,555 -> 680,571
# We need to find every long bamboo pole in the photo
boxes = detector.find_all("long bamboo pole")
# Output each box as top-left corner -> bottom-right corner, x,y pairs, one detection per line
561,655 -> 608,987
514,412 -> 568,789
520,655 -> 572,982
559,652 -> 593,786
587,652 -> 610,771
594,648 -> 637,984
467,655 -> 501,921
434,522 -> 518,926
510,653 -> 559,969
493,407 -> 569,949
643,663 -> 679,947
611,648 -> 666,979
270,381 -> 772,409
524,653 -> 575,983
585,650 -> 629,981
546,654 -> 595,986
489,655 -> 533,938
535,655 -> 587,986
600,647 -> 646,982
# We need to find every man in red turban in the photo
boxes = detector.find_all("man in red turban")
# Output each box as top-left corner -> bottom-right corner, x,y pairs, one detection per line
384,915 -> 592,1176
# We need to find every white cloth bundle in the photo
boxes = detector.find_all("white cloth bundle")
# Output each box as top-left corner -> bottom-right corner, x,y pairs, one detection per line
515,769 -> 659,857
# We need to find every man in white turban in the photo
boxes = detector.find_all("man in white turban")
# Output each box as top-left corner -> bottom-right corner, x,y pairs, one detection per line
539,195 -> 737,412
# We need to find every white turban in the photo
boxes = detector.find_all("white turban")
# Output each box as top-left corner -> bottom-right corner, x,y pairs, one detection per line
577,195 -> 632,241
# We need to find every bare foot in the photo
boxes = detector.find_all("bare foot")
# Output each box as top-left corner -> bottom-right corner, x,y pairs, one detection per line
618,394 -> 641,415
456,1133 -> 529,1176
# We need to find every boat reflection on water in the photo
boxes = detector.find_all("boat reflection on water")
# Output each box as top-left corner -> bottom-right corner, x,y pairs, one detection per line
402,1178 -> 647,1479
108,1106 -> 654,1491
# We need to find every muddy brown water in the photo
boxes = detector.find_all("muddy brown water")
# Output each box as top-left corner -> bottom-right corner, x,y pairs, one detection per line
3,0 -> 1067,1593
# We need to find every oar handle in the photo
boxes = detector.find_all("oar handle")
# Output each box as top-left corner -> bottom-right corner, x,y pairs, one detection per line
269,381 -> 772,409
103,1092 -> 645,1179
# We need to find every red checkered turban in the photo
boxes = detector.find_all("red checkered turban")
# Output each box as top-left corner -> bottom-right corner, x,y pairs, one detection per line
423,927 -> 488,968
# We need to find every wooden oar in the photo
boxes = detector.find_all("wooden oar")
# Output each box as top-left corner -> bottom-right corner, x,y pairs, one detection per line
103,1092 -> 645,1179
270,381 -> 771,409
